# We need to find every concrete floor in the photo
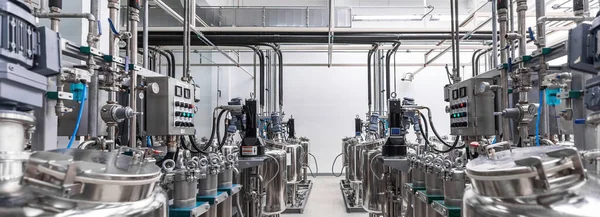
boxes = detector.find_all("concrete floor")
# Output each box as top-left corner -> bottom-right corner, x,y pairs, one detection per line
282,176 -> 366,217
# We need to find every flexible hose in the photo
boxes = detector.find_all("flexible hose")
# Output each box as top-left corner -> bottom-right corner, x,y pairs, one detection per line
536,90 -> 542,146
418,110 -> 461,153
308,153 -> 319,175
422,108 -> 461,148
370,153 -> 384,180
67,85 -> 87,149
217,111 -> 230,150
264,154 -> 280,187
203,109 -> 226,151
307,165 -> 316,178
331,153 -> 345,177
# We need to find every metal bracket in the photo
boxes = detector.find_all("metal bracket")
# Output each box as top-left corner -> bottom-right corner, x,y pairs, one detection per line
514,156 -> 549,190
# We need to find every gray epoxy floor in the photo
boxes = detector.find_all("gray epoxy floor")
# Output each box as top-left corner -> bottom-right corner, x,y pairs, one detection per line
281,176 -> 366,217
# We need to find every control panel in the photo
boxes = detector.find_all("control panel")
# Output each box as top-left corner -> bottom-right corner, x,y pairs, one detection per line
145,76 -> 196,135
448,77 -> 495,136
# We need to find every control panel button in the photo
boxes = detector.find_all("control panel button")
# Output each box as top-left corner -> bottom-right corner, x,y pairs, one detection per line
175,121 -> 182,127
176,111 -> 182,116
175,101 -> 181,107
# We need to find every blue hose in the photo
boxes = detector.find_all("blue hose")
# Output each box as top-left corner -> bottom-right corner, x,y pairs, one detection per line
108,18 -> 119,35
146,136 -> 152,147
536,90 -> 543,146
66,85 -> 87,149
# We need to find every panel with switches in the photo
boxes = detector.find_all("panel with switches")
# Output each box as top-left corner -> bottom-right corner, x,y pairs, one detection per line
145,77 -> 196,135
447,77 -> 495,136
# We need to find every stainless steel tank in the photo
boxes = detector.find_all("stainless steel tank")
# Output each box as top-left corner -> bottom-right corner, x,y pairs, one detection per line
463,146 -> 600,217
217,145 -> 237,217
342,137 -> 352,181
218,145 -> 237,188
300,138 -> 310,182
347,139 -> 360,183
0,148 -> 168,216
262,148 -> 287,215
0,111 -> 34,195
173,168 -> 199,208
198,152 -> 221,196
362,147 -> 384,214
286,143 -> 303,183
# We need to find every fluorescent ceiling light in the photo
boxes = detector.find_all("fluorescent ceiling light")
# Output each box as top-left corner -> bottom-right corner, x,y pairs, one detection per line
353,15 -> 434,21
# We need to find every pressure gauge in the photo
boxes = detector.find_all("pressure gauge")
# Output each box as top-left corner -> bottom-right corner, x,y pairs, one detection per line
479,82 -> 491,94
149,82 -> 160,94
528,104 -> 539,115
118,40 -> 127,49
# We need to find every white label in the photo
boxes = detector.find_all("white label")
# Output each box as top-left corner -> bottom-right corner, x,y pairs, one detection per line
286,152 -> 292,166
241,146 -> 257,156
180,129 -> 185,134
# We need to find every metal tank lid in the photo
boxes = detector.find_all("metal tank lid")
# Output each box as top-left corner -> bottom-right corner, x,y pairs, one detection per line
28,148 -> 161,182
466,146 -> 572,178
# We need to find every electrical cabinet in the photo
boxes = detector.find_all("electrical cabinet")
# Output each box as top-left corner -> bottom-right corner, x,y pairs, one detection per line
448,77 -> 495,136
145,77 -> 196,136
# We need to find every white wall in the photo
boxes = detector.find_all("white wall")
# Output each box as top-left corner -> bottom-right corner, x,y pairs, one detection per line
202,49 -> 476,173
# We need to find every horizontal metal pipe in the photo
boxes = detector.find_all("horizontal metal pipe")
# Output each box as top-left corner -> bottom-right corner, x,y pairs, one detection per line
143,34 -> 494,46
173,63 -> 471,67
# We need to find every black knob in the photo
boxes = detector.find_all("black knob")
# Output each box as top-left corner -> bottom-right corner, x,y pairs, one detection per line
190,123 -> 195,127
175,111 -> 182,116
175,121 -> 182,126
175,101 -> 181,107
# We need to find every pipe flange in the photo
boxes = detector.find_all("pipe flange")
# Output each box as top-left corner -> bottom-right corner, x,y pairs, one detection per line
101,104 -> 134,123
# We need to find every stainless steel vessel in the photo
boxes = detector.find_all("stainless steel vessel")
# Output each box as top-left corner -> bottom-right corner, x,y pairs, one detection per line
300,137 -> 310,182
198,152 -> 222,196
0,148 -> 168,217
218,145 -> 237,188
342,137 -> 352,181
286,143 -> 303,183
262,148 -> 287,215
463,146 -> 600,217
362,147 -> 384,214
0,111 -> 34,194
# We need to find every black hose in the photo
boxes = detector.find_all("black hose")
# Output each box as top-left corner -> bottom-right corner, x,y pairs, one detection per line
164,50 -> 177,78
189,135 -> 208,154
331,153 -> 345,177
367,44 -> 379,111
418,111 -> 460,153
386,42 -> 401,101
422,108 -> 459,148
418,111 -> 429,139
148,48 -> 173,77
216,110 -> 228,149
203,109 -> 227,151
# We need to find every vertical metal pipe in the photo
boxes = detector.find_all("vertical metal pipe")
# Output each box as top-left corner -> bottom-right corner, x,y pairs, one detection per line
449,0 -> 456,71
87,0 -> 99,138
128,4 -> 140,148
183,0 -> 190,79
498,0 -> 511,142
491,0 -> 498,67
107,0 -> 120,144
517,0 -> 527,67
143,0 -> 149,68
454,0 -> 460,81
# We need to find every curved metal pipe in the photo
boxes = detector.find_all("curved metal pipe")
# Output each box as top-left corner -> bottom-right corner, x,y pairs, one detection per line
474,48 -> 492,75
367,44 -> 379,113
163,50 -> 177,78
471,49 -> 483,77
385,43 -> 401,101
77,139 -> 97,149
254,43 -> 282,112
148,47 -> 173,77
